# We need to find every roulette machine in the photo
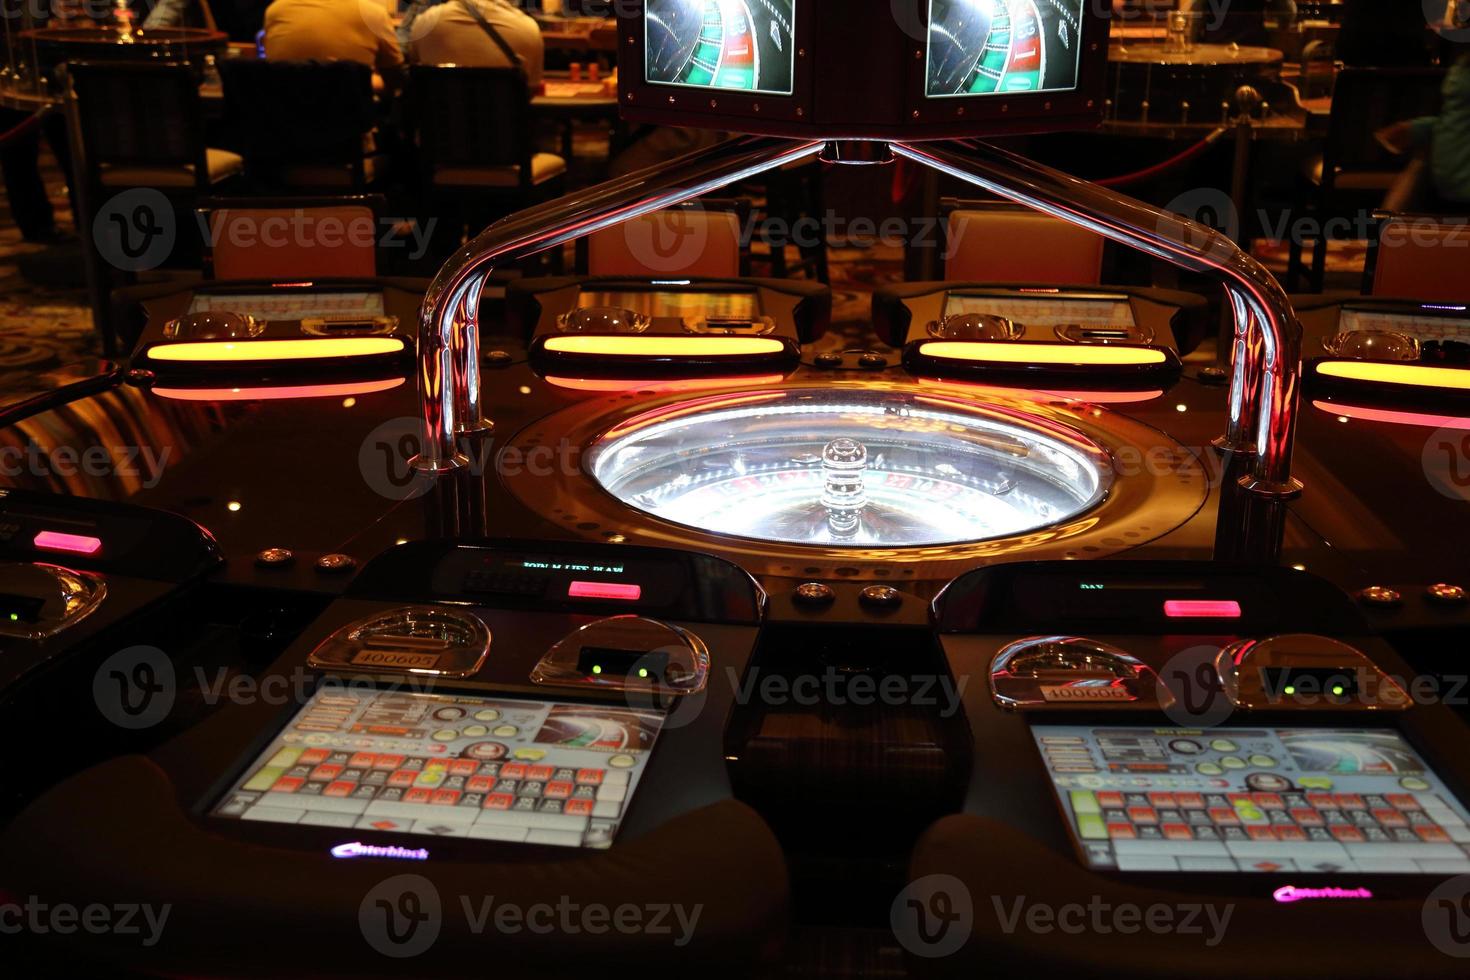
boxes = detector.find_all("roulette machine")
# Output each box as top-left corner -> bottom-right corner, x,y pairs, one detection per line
1,1 -> 1470,977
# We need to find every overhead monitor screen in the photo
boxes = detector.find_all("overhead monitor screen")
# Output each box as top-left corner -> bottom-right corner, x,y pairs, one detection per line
1035,725 -> 1470,874
645,0 -> 797,95
926,0 -> 1087,96
213,687 -> 665,850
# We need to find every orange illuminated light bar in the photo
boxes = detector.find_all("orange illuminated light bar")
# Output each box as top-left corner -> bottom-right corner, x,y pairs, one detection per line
531,334 -> 799,377
146,338 -> 406,363
1314,360 -> 1470,392
904,339 -> 1181,387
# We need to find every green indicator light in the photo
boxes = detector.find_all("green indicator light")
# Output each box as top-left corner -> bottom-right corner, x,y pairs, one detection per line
638,668 -> 649,678
1284,685 -> 1296,696
7,613 -> 16,622
591,665 -> 602,675
1331,685 -> 1345,696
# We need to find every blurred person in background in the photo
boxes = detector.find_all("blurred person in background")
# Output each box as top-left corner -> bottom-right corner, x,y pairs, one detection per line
400,0 -> 545,83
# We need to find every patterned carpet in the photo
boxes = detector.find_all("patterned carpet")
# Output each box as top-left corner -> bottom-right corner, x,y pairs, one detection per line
0,148 -> 95,397
0,146 -> 1359,402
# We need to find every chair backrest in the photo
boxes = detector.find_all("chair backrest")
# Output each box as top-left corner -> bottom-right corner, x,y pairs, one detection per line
66,61 -> 208,189
944,201 -> 1104,285
198,195 -> 384,280
1323,68 -> 1446,187
1371,213 -> 1470,303
410,65 -> 533,180
219,59 -> 376,172
587,204 -> 746,278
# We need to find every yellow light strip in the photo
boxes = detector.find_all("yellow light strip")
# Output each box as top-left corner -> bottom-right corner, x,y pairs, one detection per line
1316,360 -> 1470,390
147,338 -> 406,362
541,336 -> 786,357
917,341 -> 1168,366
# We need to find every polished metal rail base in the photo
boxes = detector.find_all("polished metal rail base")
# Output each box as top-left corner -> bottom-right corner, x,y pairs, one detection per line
414,136 -> 1303,499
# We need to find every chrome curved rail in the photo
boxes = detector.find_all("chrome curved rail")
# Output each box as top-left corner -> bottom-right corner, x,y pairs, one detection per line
889,139 -> 1302,496
412,135 -> 825,471
416,136 -> 1302,496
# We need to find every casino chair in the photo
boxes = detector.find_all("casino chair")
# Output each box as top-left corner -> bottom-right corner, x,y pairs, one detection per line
581,200 -> 752,278
197,195 -> 384,280
408,65 -> 568,261
64,60 -> 246,355
1363,210 -> 1470,303
218,59 -> 384,192
1286,67 -> 1447,293
942,200 -> 1106,285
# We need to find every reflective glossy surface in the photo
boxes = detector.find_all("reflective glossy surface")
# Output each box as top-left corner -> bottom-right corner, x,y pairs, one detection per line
586,387 -> 1112,547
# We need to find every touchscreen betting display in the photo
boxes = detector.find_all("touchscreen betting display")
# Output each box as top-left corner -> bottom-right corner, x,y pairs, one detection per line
213,688 -> 665,849
645,0 -> 796,95
1034,725 -> 1470,874
926,0 -> 1087,97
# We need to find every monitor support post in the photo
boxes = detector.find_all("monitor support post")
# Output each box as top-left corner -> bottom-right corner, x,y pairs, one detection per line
413,136 -> 1303,500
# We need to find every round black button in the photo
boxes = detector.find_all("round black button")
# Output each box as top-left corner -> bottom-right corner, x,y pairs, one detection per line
857,353 -> 888,369
813,352 -> 843,369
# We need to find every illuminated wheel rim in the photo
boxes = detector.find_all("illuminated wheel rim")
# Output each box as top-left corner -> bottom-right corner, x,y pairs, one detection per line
585,387 -> 1114,548
502,380 -> 1209,584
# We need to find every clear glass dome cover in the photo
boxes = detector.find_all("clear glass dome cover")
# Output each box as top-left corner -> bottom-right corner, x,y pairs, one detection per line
585,388 -> 1114,548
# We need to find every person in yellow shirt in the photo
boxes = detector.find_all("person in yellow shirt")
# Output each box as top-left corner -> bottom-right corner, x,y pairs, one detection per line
263,0 -> 405,88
